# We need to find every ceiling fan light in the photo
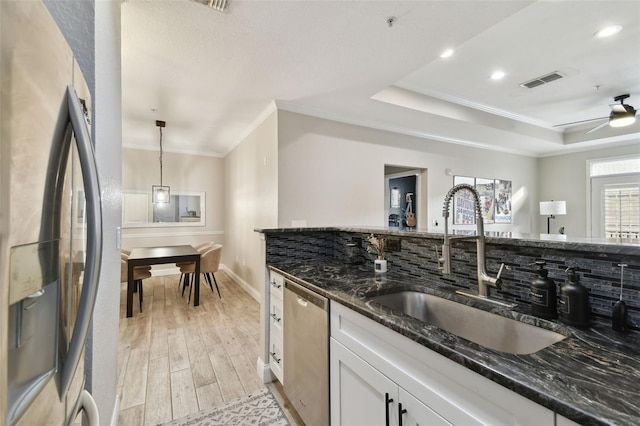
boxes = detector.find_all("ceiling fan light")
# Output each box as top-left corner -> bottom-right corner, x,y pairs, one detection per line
609,110 -> 637,128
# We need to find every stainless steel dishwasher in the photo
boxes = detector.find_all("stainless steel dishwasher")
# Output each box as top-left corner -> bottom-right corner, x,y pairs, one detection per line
284,279 -> 329,426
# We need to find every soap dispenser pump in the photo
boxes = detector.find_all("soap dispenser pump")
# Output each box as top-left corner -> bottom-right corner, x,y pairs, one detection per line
559,267 -> 590,328
530,260 -> 557,320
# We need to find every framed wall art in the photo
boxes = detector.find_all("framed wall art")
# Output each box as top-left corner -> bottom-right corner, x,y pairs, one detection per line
494,179 -> 512,223
453,176 -> 476,225
475,178 -> 495,224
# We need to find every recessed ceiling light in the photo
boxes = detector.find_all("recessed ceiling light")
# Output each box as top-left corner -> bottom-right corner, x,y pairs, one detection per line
490,70 -> 506,81
440,48 -> 454,59
595,25 -> 622,38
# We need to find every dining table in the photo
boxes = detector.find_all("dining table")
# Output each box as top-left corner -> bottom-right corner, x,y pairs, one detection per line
126,245 -> 201,318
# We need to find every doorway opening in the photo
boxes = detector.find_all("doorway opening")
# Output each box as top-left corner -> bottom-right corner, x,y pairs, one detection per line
384,166 -> 427,229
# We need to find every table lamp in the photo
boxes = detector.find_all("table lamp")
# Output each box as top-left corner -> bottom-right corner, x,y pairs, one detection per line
540,200 -> 566,234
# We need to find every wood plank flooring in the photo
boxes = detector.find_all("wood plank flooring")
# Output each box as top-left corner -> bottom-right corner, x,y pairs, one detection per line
117,271 -> 272,425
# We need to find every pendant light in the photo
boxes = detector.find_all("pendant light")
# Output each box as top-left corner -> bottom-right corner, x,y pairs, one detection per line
152,120 -> 170,203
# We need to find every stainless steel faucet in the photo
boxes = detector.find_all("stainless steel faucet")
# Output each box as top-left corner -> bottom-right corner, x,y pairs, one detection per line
439,184 -> 510,306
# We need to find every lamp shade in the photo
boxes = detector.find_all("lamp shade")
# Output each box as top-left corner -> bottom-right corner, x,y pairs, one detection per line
152,185 -> 170,204
540,201 -> 566,216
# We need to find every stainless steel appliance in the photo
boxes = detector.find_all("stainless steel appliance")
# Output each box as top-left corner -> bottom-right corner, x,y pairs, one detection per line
284,279 -> 329,426
1,2 -> 102,425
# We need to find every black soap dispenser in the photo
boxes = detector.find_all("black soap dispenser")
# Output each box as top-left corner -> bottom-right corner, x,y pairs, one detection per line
559,267 -> 590,328
530,260 -> 557,320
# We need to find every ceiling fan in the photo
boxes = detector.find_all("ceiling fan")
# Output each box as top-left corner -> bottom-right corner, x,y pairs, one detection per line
554,94 -> 638,133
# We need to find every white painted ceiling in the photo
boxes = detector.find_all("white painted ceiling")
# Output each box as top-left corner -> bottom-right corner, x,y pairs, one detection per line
121,0 -> 640,158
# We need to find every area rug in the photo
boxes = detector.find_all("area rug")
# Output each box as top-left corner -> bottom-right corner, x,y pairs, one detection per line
159,387 -> 290,426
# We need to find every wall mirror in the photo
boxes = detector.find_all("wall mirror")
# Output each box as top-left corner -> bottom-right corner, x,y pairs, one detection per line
122,190 -> 205,227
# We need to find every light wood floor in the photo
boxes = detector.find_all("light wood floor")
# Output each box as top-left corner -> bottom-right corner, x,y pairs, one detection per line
117,272 -> 274,425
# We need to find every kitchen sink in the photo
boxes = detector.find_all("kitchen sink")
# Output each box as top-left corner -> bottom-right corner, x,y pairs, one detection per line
367,291 -> 567,355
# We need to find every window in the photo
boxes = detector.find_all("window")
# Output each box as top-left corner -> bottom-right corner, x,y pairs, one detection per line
590,157 -> 640,177
604,186 -> 639,240
589,155 -> 640,240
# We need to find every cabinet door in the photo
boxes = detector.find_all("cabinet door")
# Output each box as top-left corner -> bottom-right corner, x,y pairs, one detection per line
398,388 -> 451,426
331,338 -> 398,426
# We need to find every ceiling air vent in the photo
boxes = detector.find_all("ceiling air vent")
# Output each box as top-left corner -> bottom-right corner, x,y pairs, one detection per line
191,0 -> 228,12
520,72 -> 565,89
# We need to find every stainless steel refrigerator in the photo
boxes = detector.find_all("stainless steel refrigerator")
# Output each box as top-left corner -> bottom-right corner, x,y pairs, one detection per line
1,1 -> 102,425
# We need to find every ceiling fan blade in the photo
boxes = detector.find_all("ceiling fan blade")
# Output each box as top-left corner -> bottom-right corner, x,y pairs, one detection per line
553,116 -> 608,127
586,120 -> 610,134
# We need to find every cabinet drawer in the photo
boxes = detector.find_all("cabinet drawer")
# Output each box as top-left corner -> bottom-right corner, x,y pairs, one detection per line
269,301 -> 284,339
269,337 -> 284,383
270,272 -> 284,300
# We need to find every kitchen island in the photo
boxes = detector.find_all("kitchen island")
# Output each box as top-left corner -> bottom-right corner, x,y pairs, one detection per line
270,261 -> 640,425
257,227 -> 640,426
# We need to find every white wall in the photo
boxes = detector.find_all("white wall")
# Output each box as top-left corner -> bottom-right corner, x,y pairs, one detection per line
538,142 -> 640,237
277,111 -> 538,235
121,148 -> 225,252
87,2 -> 122,424
44,0 -> 95,92
223,110 -> 278,298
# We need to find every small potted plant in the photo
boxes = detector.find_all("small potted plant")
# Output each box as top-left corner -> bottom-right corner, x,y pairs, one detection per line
368,234 -> 387,273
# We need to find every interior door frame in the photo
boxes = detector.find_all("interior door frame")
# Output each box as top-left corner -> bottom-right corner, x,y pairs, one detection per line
384,167 -> 428,228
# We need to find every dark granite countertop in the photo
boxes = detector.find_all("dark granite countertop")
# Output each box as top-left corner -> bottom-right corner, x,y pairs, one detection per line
268,261 -> 640,426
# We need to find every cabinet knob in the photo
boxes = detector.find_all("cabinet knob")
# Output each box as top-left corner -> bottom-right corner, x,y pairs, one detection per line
270,313 -> 281,322
271,280 -> 282,289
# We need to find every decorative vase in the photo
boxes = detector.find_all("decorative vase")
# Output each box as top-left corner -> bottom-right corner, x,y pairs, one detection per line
374,259 -> 387,273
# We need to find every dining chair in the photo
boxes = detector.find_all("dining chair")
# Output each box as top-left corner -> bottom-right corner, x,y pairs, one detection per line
179,244 -> 223,302
177,241 -> 215,291
120,257 -> 152,313
122,251 -> 152,293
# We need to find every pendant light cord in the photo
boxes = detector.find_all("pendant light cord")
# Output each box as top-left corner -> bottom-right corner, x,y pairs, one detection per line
159,126 -> 164,187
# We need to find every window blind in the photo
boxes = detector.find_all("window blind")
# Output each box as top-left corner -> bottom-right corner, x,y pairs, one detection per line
604,186 -> 639,240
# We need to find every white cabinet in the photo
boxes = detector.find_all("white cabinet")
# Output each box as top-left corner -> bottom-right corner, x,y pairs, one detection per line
331,337 -> 397,426
331,338 -> 450,426
268,271 -> 285,383
330,302 -> 555,426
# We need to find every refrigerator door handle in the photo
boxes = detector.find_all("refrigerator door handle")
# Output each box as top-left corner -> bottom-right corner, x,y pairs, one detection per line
59,86 -> 103,398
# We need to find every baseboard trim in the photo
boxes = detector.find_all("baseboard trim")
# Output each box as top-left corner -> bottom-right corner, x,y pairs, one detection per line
257,357 -> 275,384
221,265 -> 260,302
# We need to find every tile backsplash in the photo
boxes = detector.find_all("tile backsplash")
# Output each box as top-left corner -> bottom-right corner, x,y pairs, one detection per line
266,230 -> 640,330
